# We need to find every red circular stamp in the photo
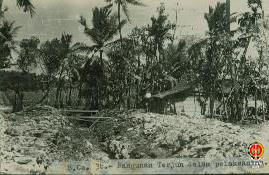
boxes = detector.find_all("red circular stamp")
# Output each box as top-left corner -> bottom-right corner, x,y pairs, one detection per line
248,141 -> 264,160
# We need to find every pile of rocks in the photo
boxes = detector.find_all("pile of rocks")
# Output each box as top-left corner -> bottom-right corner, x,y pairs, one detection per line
0,106 -> 67,174
104,112 -> 255,160
0,107 -> 262,173
0,105 -> 100,174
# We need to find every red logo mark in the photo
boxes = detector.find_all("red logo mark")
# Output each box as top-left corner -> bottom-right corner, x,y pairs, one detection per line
248,141 -> 264,160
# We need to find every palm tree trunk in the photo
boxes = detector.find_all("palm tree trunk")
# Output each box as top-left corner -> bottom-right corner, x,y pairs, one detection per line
118,3 -> 123,45
100,49 -> 103,72
55,80 -> 61,108
125,75 -> 128,109
209,93 -> 215,116
99,49 -> 104,109
13,91 -> 23,112
68,81 -> 72,106
78,82 -> 83,106
55,66 -> 65,108
226,0 -> 230,32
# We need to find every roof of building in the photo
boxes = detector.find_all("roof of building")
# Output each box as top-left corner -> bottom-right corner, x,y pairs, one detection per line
150,79 -> 236,100
151,83 -> 193,99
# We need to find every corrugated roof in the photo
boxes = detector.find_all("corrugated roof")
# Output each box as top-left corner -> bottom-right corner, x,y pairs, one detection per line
151,83 -> 193,99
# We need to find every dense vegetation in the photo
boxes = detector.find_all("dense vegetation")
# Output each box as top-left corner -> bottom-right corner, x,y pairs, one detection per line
0,0 -> 269,123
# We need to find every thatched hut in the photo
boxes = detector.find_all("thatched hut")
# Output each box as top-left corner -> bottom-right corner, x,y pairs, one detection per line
149,84 -> 193,114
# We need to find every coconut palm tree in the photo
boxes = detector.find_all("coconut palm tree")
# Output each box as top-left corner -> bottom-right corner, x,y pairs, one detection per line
79,4 -> 126,109
0,20 -> 20,69
0,0 -> 34,68
204,2 -> 228,35
58,33 -> 87,106
148,4 -> 175,62
37,33 -> 86,107
0,0 -> 35,17
188,2 -> 232,117
105,0 -> 145,43
226,0 -> 230,32
79,4 -> 126,70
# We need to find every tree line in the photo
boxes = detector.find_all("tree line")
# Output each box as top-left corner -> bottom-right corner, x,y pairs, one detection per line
1,0 -> 269,123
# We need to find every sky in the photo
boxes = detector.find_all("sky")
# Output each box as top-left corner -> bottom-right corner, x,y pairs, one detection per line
3,0 -> 269,45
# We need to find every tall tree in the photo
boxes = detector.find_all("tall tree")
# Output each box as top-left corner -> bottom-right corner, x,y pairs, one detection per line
204,2 -> 229,35
1,0 -> 35,68
0,0 -> 35,18
189,2 -> 233,116
226,0 -> 230,32
43,33 -> 85,108
105,0 -> 144,44
39,37 -> 63,106
204,2 -> 229,116
0,71 -> 41,112
0,20 -> 20,69
79,4 -> 126,109
17,36 -> 40,72
58,33 -> 86,106
148,4 -> 176,62
237,0 -> 265,122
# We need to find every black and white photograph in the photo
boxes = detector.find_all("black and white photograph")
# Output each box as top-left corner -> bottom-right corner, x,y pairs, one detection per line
0,0 -> 269,174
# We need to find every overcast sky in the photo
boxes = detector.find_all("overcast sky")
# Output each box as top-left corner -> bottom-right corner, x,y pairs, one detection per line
3,0 -> 269,45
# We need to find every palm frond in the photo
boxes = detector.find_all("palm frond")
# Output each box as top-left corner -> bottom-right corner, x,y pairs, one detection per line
263,18 -> 269,29
0,20 -> 21,41
16,0 -> 35,17
122,2 -> 131,22
85,28 -> 103,46
104,38 -> 131,51
204,2 -> 228,33
11,26 -> 22,35
105,0 -> 113,3
61,33 -> 73,50
79,16 -> 87,28
0,6 -> 8,18
79,5 -> 122,48
0,32 -> 7,40
104,3 -> 113,10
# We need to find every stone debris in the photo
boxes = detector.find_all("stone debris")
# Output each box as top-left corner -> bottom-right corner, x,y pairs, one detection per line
0,105 -> 104,174
101,112 -> 256,160
0,107 -> 266,174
